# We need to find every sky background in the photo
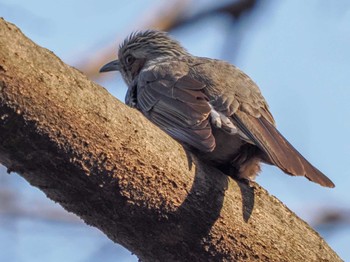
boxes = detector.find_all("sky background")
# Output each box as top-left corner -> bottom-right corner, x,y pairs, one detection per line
1,0 -> 349,261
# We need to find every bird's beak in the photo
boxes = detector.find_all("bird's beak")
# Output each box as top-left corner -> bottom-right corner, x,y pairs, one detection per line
99,59 -> 120,73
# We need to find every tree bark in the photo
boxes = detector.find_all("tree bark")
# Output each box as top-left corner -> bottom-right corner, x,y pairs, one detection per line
0,18 -> 341,262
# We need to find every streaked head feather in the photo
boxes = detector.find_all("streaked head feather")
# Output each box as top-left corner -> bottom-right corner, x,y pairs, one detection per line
119,30 -> 188,59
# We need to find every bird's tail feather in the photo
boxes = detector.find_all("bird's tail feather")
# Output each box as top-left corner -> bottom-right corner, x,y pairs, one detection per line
234,112 -> 335,188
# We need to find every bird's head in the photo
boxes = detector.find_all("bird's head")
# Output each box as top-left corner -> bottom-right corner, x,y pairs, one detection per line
100,30 -> 188,86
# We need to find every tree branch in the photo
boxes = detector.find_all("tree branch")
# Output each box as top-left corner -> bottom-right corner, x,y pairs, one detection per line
0,18 -> 341,261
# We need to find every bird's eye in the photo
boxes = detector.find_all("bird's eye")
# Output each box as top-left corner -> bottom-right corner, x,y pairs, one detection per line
125,55 -> 135,66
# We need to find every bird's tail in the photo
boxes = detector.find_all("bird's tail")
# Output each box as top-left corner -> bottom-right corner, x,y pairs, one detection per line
234,112 -> 335,188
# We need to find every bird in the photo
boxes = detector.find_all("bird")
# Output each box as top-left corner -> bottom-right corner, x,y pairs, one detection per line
100,30 -> 335,188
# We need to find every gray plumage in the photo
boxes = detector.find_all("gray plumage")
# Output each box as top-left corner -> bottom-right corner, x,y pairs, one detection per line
100,30 -> 335,188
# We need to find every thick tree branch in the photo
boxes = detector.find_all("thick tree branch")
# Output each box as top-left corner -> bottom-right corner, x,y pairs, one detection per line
0,18 -> 341,261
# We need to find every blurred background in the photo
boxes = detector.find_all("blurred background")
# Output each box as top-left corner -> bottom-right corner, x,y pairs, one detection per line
1,0 -> 349,261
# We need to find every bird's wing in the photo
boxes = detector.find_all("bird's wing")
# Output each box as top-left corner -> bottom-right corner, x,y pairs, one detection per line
136,62 -> 215,152
208,64 -> 335,187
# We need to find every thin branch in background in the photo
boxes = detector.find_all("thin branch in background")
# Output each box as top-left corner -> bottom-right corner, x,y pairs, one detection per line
75,0 -> 190,81
77,0 -> 258,81
314,208 -> 350,227
0,184 -> 81,224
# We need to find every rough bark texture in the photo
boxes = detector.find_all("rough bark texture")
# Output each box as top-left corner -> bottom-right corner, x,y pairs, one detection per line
0,18 -> 341,262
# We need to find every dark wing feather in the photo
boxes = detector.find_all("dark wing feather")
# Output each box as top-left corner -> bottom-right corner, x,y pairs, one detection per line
233,110 -> 335,188
201,59 -> 334,187
136,65 -> 215,152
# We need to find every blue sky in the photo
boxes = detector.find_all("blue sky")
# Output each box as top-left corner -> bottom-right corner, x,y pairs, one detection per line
1,0 -> 349,261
